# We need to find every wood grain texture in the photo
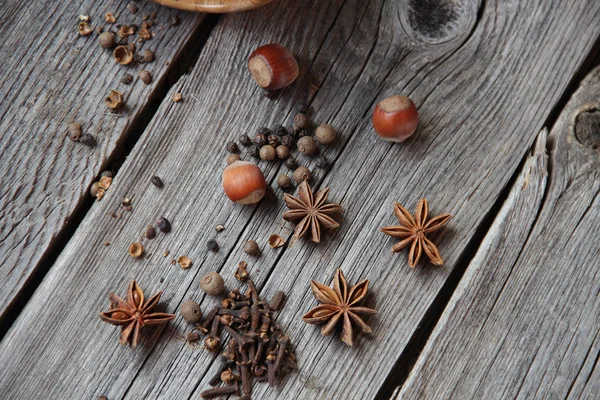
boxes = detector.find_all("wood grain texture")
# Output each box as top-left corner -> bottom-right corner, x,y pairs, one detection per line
0,0 -> 599,399
0,0 -> 203,318
397,67 -> 600,399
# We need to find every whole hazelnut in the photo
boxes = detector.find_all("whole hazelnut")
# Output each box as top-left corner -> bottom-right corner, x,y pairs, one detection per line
372,95 -> 418,142
259,145 -> 277,161
222,161 -> 267,204
248,43 -> 299,90
293,166 -> 311,183
243,240 -> 260,256
276,145 -> 290,159
297,136 -> 317,156
180,300 -> 202,323
276,174 -> 292,189
98,32 -> 116,49
200,272 -> 225,296
315,124 -> 337,145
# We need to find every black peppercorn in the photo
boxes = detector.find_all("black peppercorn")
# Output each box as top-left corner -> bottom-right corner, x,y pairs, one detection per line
276,145 -> 290,159
281,134 -> 295,148
293,113 -> 309,129
297,103 -> 308,114
142,49 -> 154,63
79,134 -> 96,146
157,217 -> 171,233
254,133 -> 267,147
139,70 -> 152,84
267,134 -> 280,147
121,73 -> 133,84
239,134 -> 251,146
226,141 -> 239,153
207,239 -> 219,252
285,157 -> 298,170
167,15 -> 180,26
275,126 -> 288,136
258,127 -> 271,136
151,175 -> 164,188
316,156 -> 330,169
144,225 -> 156,239
297,129 -> 309,138
101,170 -> 113,178
248,145 -> 260,157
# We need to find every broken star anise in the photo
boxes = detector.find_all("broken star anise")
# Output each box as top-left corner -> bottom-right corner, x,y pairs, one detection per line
283,181 -> 342,243
99,280 -> 175,349
380,198 -> 451,268
302,269 -> 377,346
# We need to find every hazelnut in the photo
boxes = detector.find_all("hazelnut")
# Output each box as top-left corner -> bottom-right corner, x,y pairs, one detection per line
248,43 -> 299,91
222,161 -> 267,204
372,95 -> 418,142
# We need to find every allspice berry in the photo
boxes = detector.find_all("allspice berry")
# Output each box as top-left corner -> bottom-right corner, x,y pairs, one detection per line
259,145 -> 277,161
315,124 -> 337,145
142,49 -> 154,62
276,174 -> 292,189
293,113 -> 309,129
276,145 -> 290,160
98,32 -> 116,49
293,166 -> 311,183
243,240 -> 260,256
68,122 -> 82,142
297,136 -> 317,156
157,217 -> 171,233
144,225 -> 156,239
200,272 -> 225,296
226,154 -> 241,165
139,70 -> 152,84
180,300 -> 202,323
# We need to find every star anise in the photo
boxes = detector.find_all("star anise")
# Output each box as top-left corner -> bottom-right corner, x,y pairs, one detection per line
99,280 -> 175,348
380,198 -> 451,268
302,269 -> 377,346
283,181 -> 342,243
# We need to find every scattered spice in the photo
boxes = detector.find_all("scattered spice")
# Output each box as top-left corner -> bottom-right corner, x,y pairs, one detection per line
187,331 -> 200,342
267,134 -> 280,147
67,122 -> 82,142
239,134 -> 251,146
150,175 -> 164,188
200,386 -> 238,399
98,32 -> 116,49
283,181 -> 342,243
242,240 -> 260,256
315,156 -> 330,169
285,157 -> 298,170
79,134 -> 96,147
292,166 -> 311,183
259,145 -> 276,161
90,182 -> 101,198
276,174 -> 292,190
172,93 -> 182,102
293,113 -> 309,130
380,198 -> 451,267
215,224 -> 225,232
226,154 -> 241,165
200,272 -> 225,296
78,21 -> 93,36
138,27 -> 151,40
268,234 -> 285,249
207,239 -> 219,252
139,70 -> 152,84
129,242 -> 144,258
117,25 -> 134,38
105,90 -> 124,110
113,45 -> 133,65
163,250 -> 170,257
248,145 -> 260,158
144,225 -> 156,239
297,103 -> 308,114
127,2 -> 138,14
121,196 -> 132,207
234,261 -> 249,282
315,124 -> 337,145
297,136 -> 317,156
269,291 -> 286,311
105,12 -> 116,23
121,73 -> 133,84
103,241 -> 111,246
142,49 -> 155,62
226,141 -> 239,154
98,176 -> 112,190
281,134 -> 295,148
99,280 -> 176,348
303,269 -> 377,346
157,217 -> 171,233
181,300 -> 202,323
167,15 -> 180,26
178,255 -> 192,269
79,15 -> 90,22
276,145 -> 290,160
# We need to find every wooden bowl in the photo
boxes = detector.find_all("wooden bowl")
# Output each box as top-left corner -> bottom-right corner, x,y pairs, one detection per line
150,0 -> 275,13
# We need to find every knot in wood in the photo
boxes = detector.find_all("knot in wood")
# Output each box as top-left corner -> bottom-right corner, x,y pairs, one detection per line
573,106 -> 600,149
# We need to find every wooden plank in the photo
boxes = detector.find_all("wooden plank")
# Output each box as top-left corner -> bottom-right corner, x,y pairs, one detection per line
1,0 -> 600,399
0,0 -> 203,318
397,67 -> 600,399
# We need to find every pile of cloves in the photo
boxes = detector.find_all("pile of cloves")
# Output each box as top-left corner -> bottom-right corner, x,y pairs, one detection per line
192,278 -> 295,399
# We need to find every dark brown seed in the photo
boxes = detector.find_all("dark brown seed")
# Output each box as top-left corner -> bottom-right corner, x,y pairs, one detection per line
68,122 -> 82,142
297,136 -> 317,155
142,49 -> 154,62
150,175 -> 164,188
242,240 -> 260,256
226,141 -> 239,153
144,225 -> 156,239
269,291 -> 286,310
276,174 -> 292,189
293,113 -> 309,129
207,239 -> 219,252
239,134 -> 251,146
79,134 -> 96,146
200,386 -> 238,399
259,145 -> 276,161
315,156 -> 330,169
98,396 -> 108,400
275,126 -> 288,136
281,134 -> 295,148
276,145 -> 290,160
248,145 -> 260,158
157,217 -> 171,233
167,15 -> 180,26
235,261 -> 249,282
297,103 -> 308,114
180,300 -> 202,323
139,70 -> 152,84
293,166 -> 311,183
285,157 -> 298,170
297,129 -> 309,138
254,133 -> 267,147
98,32 -> 116,48
267,134 -> 280,147
187,331 -> 200,342
127,2 -> 138,14
121,73 -> 133,84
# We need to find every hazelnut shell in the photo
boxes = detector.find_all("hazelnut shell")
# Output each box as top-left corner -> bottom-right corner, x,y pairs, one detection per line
248,43 -> 299,91
372,95 -> 418,142
222,161 -> 267,204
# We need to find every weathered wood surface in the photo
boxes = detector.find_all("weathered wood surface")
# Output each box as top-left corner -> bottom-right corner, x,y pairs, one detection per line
0,0 -> 203,318
397,67 -> 600,400
1,0 -> 600,399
